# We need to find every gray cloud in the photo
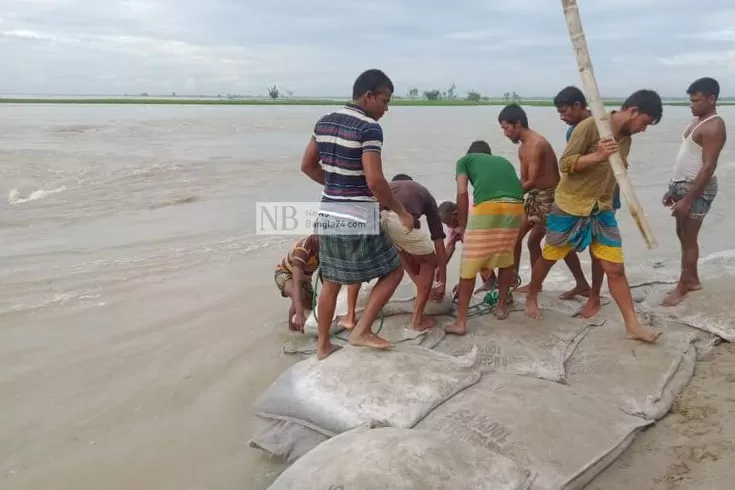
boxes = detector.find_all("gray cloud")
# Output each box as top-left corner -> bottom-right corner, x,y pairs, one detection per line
0,0 -> 732,96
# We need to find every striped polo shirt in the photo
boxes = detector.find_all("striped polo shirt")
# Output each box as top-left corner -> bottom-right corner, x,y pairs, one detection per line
312,104 -> 382,222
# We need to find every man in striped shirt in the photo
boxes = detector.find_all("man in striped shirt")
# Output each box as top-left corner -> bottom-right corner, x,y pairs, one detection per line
301,69 -> 414,360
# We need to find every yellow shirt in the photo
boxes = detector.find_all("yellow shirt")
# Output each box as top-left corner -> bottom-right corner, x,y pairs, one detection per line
555,115 -> 631,216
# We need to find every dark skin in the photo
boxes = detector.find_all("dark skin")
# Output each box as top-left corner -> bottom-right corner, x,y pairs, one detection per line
283,266 -> 313,332
500,121 -> 591,299
524,107 -> 662,344
300,87 -> 413,360
661,91 -> 727,306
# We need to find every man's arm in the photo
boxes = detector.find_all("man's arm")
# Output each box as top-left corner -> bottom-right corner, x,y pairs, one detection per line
300,137 -> 324,185
289,241 -> 315,315
425,196 -> 448,285
559,121 -> 614,174
361,125 -> 409,215
456,174 -> 470,231
290,265 -> 306,313
684,121 -> 726,201
522,142 -> 542,192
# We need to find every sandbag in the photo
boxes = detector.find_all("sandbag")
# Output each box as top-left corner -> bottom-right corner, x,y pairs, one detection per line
253,344 -> 481,437
416,374 -> 651,490
633,275 -> 735,342
434,306 -> 593,382
564,319 -> 697,421
248,417 -> 329,464
282,313 -> 448,355
266,426 -> 536,490
303,279 -> 452,337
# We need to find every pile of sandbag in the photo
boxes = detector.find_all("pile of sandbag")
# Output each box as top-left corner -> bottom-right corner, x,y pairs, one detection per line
250,344 -> 481,460
301,280 -> 453,338
435,304 -> 594,383
285,280 -> 454,355
252,270 -> 734,489
266,426 -> 536,490
415,375 -> 651,490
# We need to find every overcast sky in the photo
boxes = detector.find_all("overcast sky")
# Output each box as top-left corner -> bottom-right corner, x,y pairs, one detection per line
1,0 -> 732,97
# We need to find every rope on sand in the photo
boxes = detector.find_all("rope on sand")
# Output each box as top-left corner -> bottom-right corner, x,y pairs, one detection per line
311,270 -> 385,335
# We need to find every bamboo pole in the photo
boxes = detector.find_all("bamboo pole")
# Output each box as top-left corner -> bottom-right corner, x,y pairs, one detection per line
561,0 -> 658,249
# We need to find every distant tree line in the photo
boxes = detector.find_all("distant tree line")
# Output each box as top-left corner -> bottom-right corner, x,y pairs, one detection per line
406,83 -> 522,103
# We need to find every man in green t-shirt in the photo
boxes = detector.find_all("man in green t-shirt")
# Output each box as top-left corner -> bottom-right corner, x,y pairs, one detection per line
446,140 -> 524,333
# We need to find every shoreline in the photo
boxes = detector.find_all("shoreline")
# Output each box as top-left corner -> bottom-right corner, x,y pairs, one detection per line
1,97 -> 734,107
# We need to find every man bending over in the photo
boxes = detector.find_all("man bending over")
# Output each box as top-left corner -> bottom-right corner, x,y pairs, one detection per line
438,200 -> 497,294
342,174 -> 448,332
447,140 -> 525,333
274,234 -> 319,332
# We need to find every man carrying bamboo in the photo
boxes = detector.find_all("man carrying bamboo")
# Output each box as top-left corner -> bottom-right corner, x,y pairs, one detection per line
524,90 -> 664,343
661,77 -> 726,306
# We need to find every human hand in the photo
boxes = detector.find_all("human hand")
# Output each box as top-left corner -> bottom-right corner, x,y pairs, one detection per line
292,311 -> 306,332
661,192 -> 675,207
431,281 -> 446,301
594,138 -> 618,161
398,211 -> 414,233
670,198 -> 692,218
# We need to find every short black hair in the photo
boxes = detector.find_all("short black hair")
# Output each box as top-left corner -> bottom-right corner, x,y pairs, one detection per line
392,173 -> 412,181
353,69 -> 394,99
438,201 -> 456,217
621,89 -> 663,125
467,140 -> 492,155
687,77 -> 720,100
553,86 -> 588,108
498,104 -> 528,128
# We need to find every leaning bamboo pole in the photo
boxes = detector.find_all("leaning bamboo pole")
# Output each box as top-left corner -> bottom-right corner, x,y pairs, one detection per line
561,0 -> 658,249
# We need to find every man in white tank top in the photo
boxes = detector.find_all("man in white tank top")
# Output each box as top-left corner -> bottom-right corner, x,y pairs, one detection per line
661,77 -> 727,306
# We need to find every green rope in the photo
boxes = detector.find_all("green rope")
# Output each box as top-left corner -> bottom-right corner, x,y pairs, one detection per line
311,270 -> 384,335
451,288 -> 513,318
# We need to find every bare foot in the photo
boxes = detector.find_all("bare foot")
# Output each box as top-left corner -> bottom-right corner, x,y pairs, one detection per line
495,304 -> 510,320
410,315 -> 436,332
575,296 -> 601,319
559,285 -> 591,300
688,282 -> 703,292
625,325 -> 662,343
445,321 -> 467,335
661,287 -> 688,307
348,332 -> 393,350
316,342 -> 342,360
337,315 -> 357,330
525,296 -> 543,320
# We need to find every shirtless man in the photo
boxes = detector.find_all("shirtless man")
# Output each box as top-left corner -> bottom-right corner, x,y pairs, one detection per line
341,173 -> 448,332
662,77 -> 727,306
497,104 -> 591,300
524,90 -> 664,343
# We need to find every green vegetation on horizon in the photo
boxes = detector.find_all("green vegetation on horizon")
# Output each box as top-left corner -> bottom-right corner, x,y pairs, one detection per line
2,97 -> 732,107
